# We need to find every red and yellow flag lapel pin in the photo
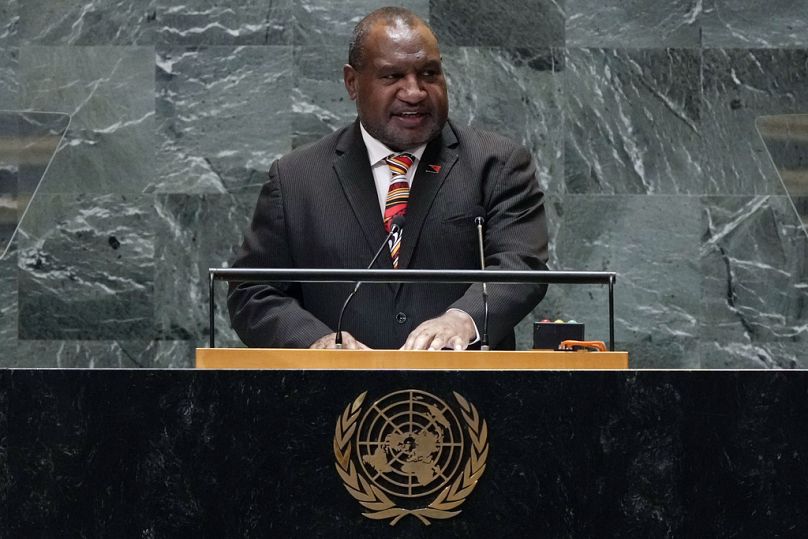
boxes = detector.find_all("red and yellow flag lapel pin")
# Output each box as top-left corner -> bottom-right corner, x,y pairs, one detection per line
426,164 -> 442,174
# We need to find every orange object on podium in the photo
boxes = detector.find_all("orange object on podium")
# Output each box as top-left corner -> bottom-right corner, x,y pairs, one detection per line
195,348 -> 628,370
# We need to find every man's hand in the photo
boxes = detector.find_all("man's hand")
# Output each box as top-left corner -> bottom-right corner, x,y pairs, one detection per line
401,310 -> 476,351
310,332 -> 370,350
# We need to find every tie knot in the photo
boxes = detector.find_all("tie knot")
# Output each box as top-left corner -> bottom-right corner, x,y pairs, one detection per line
385,153 -> 415,176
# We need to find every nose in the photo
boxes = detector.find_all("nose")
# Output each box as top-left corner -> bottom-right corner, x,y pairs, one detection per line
398,74 -> 427,102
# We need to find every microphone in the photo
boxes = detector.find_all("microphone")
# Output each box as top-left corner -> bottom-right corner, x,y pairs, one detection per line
474,212 -> 490,351
335,215 -> 406,348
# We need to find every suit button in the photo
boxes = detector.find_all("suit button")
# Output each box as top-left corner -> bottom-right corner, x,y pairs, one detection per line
395,312 -> 407,324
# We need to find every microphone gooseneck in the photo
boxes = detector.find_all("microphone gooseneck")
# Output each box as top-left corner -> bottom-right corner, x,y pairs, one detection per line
335,215 -> 406,348
475,215 -> 490,351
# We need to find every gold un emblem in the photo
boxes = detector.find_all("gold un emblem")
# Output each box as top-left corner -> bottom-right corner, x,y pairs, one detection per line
333,389 -> 489,526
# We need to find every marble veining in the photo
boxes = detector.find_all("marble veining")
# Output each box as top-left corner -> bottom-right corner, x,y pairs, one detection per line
20,46 -> 155,195
0,251 -> 16,357
444,47 -> 564,192
11,340 -> 158,368
17,194 -> 155,340
542,194 -> 701,367
153,193 -> 254,349
157,0 -> 292,46
702,0 -> 808,48
0,0 -> 19,48
155,46 -> 292,194
702,49 -> 808,195
700,196 -> 807,368
0,1 -> 805,366
18,0 -> 158,45
292,0 -> 428,48
0,49 -> 18,110
430,0 -> 564,47
291,45 -> 365,148
565,48 -> 703,194
566,0 -> 702,48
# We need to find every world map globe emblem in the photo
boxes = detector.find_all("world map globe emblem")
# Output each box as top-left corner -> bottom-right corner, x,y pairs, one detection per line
355,390 -> 465,498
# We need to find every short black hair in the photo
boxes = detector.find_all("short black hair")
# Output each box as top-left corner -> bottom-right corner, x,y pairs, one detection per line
348,7 -> 431,70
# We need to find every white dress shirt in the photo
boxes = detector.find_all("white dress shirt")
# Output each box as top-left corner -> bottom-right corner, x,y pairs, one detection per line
359,123 -> 426,215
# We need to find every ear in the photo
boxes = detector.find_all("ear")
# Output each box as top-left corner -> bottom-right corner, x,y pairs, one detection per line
343,64 -> 358,101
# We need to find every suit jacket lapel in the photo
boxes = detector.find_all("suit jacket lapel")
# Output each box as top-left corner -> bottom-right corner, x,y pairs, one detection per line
332,122 -> 392,269
397,123 -> 459,272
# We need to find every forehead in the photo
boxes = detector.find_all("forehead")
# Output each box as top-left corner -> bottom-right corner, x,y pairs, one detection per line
364,20 -> 441,67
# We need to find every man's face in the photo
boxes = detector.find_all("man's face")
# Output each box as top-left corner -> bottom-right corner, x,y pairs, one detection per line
343,20 -> 449,151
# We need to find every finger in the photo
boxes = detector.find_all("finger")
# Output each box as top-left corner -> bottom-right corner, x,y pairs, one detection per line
401,332 -> 423,350
412,330 -> 438,351
311,337 -> 330,349
428,335 -> 446,351
400,327 -> 421,350
345,333 -> 365,350
447,335 -> 467,351
339,332 -> 356,350
338,332 -> 369,350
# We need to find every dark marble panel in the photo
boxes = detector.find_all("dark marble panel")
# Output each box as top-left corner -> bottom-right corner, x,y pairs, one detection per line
6,371 -> 808,535
0,48 -> 18,110
430,0 -> 564,47
702,49 -> 808,195
0,370 -> 7,528
566,0 -> 702,48
292,0 -> 429,48
291,46 -> 361,149
444,47 -> 564,192
11,340 -> 159,368
19,46 -> 155,194
793,195 -> 808,238
153,193 -> 254,349
0,249 -> 17,361
17,0 -> 158,45
17,194 -> 155,340
565,48 -> 703,194
154,46 -> 292,194
541,194 -> 701,367
6,340 -> 200,369
0,0 -> 19,48
156,0 -> 293,46
700,196 -> 808,368
702,0 -> 808,48
152,340 -> 197,368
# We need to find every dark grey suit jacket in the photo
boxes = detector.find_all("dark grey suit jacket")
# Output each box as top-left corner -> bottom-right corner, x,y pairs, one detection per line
228,119 -> 548,349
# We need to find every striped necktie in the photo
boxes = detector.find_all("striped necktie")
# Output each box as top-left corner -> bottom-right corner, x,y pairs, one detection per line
384,152 -> 415,269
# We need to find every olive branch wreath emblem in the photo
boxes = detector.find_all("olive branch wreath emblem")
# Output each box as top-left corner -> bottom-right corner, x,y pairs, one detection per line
333,390 -> 489,526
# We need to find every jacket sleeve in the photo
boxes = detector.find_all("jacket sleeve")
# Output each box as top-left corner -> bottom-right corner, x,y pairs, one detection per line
227,160 -> 333,348
448,144 -> 549,347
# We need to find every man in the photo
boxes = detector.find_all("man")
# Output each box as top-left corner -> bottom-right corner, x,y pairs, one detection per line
228,7 -> 548,350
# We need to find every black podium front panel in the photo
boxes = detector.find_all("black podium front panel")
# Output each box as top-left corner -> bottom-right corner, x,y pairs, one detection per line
2,370 -> 807,537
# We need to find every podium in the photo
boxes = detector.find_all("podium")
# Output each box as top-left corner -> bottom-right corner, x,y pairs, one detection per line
195,348 -> 629,369
6,365 -> 808,535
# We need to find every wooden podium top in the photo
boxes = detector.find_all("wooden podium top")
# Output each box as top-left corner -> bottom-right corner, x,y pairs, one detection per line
195,348 -> 629,370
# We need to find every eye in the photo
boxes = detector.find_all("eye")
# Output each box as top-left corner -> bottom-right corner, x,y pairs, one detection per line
421,68 -> 442,79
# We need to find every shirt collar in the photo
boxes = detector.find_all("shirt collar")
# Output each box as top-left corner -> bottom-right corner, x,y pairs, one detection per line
359,122 -> 427,167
